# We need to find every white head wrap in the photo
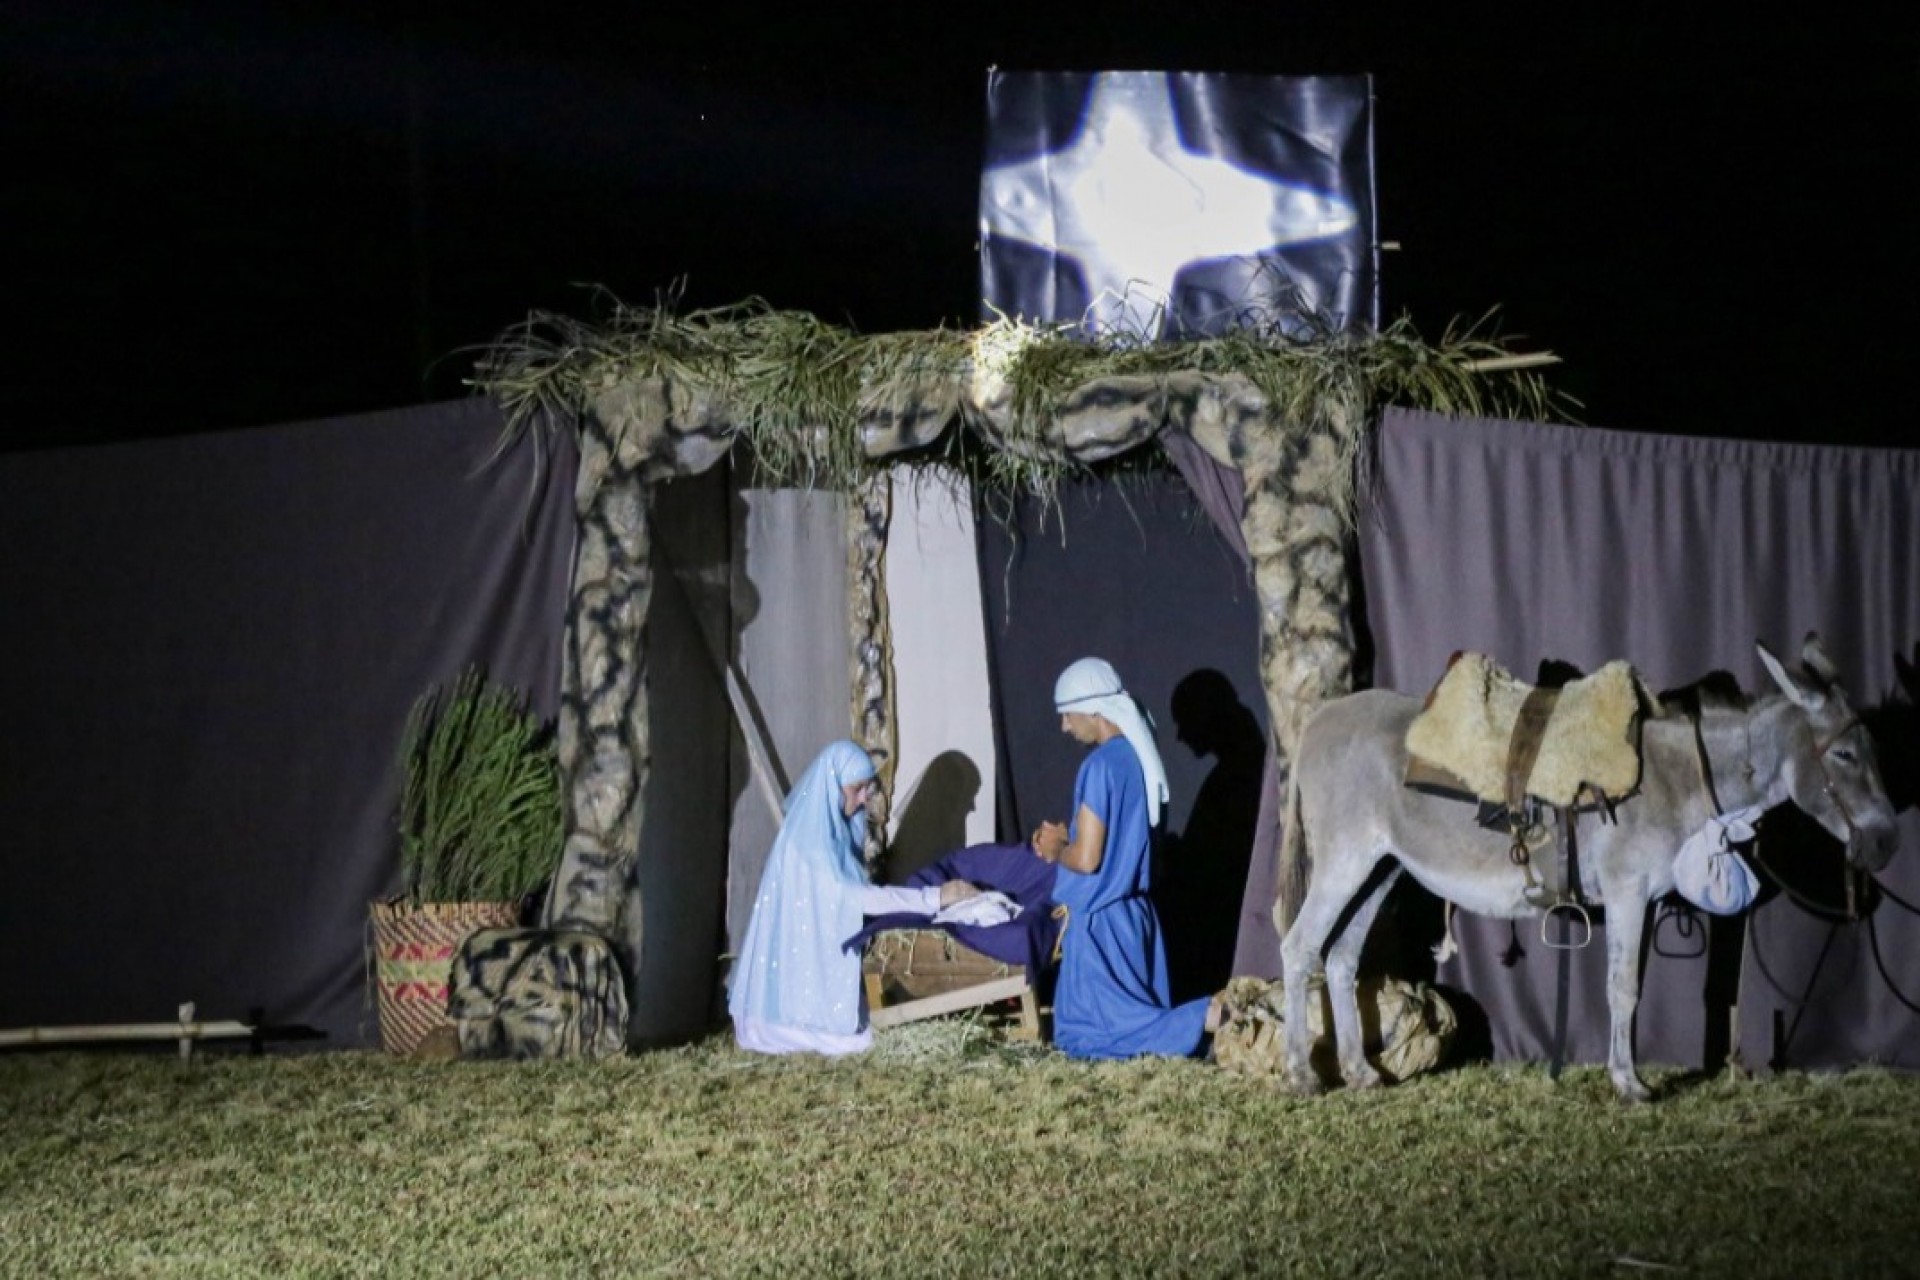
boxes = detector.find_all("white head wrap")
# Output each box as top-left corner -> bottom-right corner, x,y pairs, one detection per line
1053,657 -> 1170,827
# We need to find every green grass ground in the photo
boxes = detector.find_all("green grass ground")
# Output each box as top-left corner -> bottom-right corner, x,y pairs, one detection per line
3,1027 -> 1916,1278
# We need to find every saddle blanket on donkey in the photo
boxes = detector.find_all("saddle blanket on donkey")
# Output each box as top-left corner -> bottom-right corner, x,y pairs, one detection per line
1402,653 -> 1661,906
1403,652 -> 1657,810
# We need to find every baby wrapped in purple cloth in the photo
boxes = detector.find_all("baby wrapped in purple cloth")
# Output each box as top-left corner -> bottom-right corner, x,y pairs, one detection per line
842,840 -> 1062,981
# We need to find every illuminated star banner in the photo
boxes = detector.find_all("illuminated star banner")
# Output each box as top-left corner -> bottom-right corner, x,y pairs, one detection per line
979,71 -> 1377,339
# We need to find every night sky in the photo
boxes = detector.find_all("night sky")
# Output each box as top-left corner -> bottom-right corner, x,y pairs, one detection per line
6,3 -> 1912,452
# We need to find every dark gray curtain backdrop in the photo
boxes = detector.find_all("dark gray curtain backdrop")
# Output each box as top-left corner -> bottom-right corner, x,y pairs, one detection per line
6,396 -> 1913,1071
1358,408 -> 1920,1072
1157,431 -> 1289,980
0,400 -> 575,1047
976,471 -> 1269,1005
632,469 -> 736,1046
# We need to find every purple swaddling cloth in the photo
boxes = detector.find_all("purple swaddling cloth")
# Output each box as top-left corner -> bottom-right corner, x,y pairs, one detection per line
842,840 -> 1062,980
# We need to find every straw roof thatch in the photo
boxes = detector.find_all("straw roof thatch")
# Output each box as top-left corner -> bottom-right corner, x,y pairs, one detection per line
473,292 -> 1571,497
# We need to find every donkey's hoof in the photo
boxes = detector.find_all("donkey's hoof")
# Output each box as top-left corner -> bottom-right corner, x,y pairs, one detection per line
1284,1067 -> 1325,1097
1341,1061 -> 1384,1091
1611,1073 -> 1652,1105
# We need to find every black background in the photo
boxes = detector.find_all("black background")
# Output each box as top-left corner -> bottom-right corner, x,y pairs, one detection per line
6,2 -> 1911,450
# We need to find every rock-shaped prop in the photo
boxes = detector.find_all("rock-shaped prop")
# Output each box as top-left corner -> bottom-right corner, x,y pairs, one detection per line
449,927 -> 629,1059
1211,974 -> 1456,1085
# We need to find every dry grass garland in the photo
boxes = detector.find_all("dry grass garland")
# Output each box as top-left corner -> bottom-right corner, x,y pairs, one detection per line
472,292 -> 1573,499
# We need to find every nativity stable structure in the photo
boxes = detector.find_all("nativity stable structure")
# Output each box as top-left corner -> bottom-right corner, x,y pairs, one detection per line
458,296 -> 1560,1055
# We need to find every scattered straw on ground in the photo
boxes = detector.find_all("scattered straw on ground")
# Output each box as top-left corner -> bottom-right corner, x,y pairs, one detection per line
2,1038 -> 1914,1277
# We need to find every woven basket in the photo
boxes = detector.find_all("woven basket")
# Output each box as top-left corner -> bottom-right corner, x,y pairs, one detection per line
369,899 -> 519,1056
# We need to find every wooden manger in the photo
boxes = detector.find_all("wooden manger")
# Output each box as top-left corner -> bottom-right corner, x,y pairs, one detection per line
862,928 -> 1042,1040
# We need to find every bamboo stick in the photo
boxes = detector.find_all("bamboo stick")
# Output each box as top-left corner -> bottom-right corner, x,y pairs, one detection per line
1459,352 -> 1561,372
0,1021 -> 253,1046
0,1001 -> 254,1057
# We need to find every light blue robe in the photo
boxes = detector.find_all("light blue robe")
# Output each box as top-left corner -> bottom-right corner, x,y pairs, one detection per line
728,740 -> 876,1054
1052,737 -> 1211,1059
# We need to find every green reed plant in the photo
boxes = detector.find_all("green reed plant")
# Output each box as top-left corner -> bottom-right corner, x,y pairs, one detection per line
395,668 -> 563,905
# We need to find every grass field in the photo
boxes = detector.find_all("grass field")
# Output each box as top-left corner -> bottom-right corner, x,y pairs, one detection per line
3,1026 -> 1916,1277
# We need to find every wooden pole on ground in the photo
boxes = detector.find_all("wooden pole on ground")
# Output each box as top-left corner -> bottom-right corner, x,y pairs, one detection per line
0,1002 -> 254,1060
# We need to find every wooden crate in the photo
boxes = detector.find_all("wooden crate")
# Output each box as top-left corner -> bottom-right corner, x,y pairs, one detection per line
861,928 -> 1041,1039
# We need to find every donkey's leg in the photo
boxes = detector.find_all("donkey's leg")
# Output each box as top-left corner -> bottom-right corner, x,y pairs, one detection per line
1280,854 -> 1384,1094
1324,864 -> 1403,1090
1602,881 -> 1653,1103
1279,895 -> 1336,1095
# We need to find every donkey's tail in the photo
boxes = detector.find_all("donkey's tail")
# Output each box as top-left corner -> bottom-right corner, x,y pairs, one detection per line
1271,761 -> 1311,939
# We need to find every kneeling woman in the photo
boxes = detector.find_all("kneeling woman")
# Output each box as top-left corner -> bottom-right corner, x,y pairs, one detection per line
729,739 -> 976,1056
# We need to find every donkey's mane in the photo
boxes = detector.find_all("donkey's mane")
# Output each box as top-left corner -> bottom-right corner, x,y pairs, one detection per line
1656,670 -> 1752,718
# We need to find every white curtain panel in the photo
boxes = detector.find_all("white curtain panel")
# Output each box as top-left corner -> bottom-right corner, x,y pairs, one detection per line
884,467 -> 999,880
723,487 -> 852,957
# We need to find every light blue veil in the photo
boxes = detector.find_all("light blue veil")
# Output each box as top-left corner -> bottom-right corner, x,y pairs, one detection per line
727,740 -> 876,1037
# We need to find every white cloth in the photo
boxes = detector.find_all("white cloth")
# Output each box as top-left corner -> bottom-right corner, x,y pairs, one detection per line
1672,804 -> 1764,915
858,883 -> 941,916
932,889 -> 1023,928
1053,656 -> 1170,827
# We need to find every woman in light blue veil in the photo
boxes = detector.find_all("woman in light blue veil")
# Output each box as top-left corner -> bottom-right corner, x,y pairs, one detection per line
731,739 -> 985,1055
725,741 -> 878,1054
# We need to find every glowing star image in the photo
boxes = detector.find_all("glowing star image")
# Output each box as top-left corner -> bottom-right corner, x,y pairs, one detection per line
980,72 -> 1359,337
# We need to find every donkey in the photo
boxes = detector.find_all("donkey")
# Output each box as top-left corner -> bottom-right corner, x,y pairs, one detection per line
1277,634 -> 1899,1102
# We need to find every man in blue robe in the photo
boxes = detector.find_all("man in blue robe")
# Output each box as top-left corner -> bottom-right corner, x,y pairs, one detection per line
1046,657 -> 1217,1059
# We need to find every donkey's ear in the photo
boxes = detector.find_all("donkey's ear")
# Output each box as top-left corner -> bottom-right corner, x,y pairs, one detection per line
1896,644 -> 1919,703
1800,631 -> 1842,687
1758,639 -> 1827,711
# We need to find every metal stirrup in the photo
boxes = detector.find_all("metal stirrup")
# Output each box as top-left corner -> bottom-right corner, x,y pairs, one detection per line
1541,900 -> 1593,950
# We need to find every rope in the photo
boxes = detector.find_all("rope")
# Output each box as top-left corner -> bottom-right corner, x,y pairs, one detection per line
1744,865 -> 1920,1044
1688,709 -> 1726,817
1870,872 -> 1920,916
1685,702 -> 1917,1045
1866,913 -> 1920,1016
1746,909 -> 1846,1047
1751,843 -> 1920,920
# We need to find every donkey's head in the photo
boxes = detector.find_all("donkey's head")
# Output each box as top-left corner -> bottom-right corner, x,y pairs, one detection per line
1758,633 -> 1900,871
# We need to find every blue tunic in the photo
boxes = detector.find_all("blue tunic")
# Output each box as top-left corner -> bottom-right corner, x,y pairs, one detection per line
1051,737 -> 1210,1059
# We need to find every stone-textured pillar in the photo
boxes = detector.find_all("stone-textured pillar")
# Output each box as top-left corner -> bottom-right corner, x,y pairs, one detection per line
1243,428 -> 1357,757
846,471 -> 895,870
544,426 -> 653,939
1236,403 -> 1361,930
453,410 -> 655,1060
542,378 -> 737,939
1176,374 -> 1366,932
458,382 -> 740,1058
